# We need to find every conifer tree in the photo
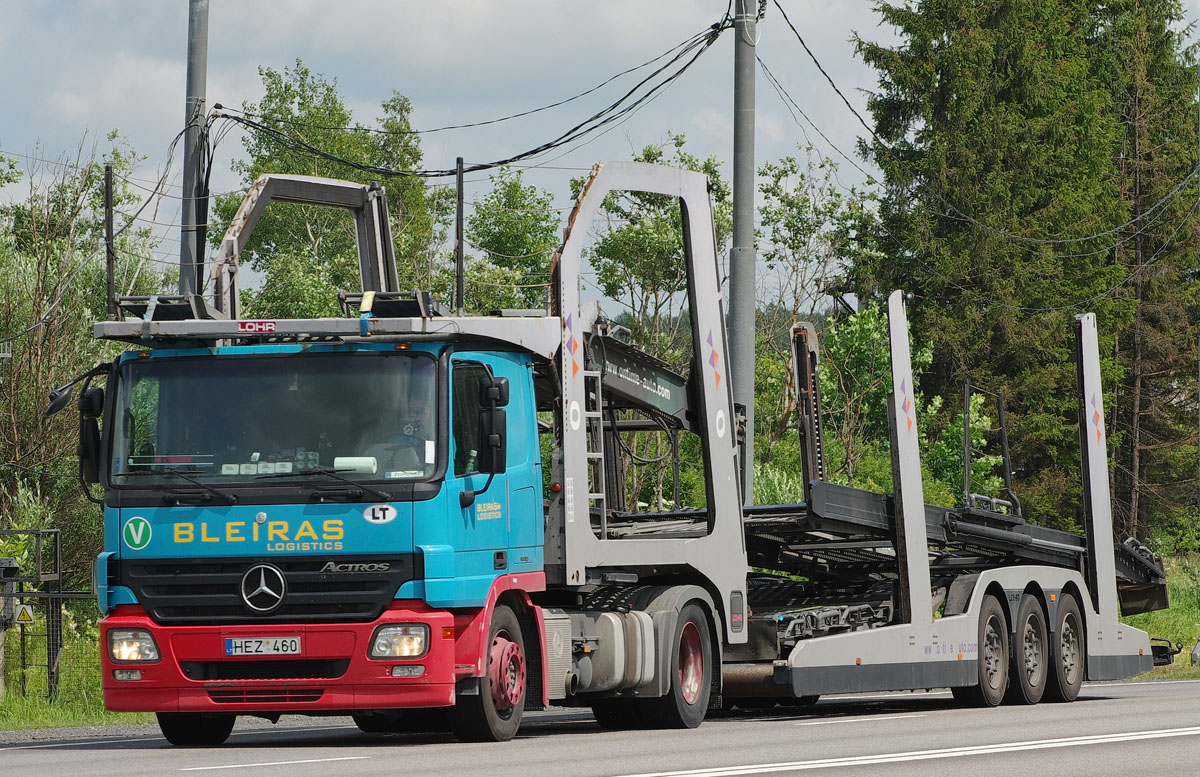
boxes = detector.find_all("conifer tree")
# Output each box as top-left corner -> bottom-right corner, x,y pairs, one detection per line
1095,0 -> 1200,547
853,0 -> 1130,528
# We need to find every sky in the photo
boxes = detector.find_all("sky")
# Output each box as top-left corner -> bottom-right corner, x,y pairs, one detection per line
2,0 -> 1200,280
0,1 -> 895,273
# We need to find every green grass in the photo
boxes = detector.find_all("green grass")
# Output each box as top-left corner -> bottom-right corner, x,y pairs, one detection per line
0,692 -> 153,731
1,618 -> 154,731
1123,553 -> 1200,680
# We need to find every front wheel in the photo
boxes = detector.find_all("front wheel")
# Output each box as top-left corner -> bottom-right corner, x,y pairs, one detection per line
156,712 -> 235,746
453,604 -> 526,742
644,602 -> 712,728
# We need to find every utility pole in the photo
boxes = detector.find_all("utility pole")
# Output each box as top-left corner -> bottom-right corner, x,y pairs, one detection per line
729,0 -> 757,504
456,157 -> 465,315
179,0 -> 209,295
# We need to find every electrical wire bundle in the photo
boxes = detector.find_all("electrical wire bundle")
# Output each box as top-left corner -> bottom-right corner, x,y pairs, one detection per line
210,14 -> 734,179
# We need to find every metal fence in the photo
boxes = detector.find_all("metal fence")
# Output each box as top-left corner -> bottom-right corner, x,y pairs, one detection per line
1,529 -> 98,704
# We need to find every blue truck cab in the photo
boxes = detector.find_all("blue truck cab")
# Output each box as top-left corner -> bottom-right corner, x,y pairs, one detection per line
96,338 -> 547,731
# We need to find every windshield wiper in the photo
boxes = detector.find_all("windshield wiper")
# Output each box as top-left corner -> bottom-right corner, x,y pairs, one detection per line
256,466 -> 390,502
156,467 -> 239,505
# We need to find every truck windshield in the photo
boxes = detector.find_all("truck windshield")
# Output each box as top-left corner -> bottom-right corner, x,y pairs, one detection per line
109,351 -> 438,486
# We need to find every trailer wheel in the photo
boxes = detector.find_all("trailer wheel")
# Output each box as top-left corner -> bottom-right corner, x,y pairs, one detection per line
1045,594 -> 1084,702
645,603 -> 712,728
1006,594 -> 1047,705
156,712 -> 235,746
453,604 -> 526,742
956,594 -> 1009,707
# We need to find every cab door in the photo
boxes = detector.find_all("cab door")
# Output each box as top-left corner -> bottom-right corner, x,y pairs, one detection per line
446,358 -> 512,573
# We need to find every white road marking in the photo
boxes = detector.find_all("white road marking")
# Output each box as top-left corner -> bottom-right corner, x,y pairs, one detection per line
178,756 -> 369,771
612,726 -> 1200,776
796,714 -> 925,726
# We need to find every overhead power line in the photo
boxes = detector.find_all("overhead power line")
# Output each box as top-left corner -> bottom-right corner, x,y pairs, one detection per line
220,22 -> 726,138
0,129 -> 189,346
756,55 -> 875,182
0,249 -> 101,345
213,15 -> 731,179
0,146 -> 185,191
771,0 -> 1200,249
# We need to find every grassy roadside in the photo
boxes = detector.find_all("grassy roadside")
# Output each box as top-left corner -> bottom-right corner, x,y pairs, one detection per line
0,693 -> 153,731
1,621 -> 154,731
1123,553 -> 1200,680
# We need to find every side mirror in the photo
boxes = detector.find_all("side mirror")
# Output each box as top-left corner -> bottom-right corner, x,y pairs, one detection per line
481,376 -> 509,408
477,407 -> 507,474
46,363 -> 111,417
79,387 -> 104,419
46,384 -> 75,417
78,387 -> 104,485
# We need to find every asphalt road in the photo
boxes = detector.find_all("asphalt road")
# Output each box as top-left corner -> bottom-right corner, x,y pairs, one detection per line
4,680 -> 1200,777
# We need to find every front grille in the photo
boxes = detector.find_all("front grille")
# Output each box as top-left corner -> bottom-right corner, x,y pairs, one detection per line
208,688 -> 323,704
117,555 -> 421,625
181,659 -> 349,681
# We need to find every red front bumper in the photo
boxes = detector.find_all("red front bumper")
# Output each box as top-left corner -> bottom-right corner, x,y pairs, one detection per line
101,602 -> 457,713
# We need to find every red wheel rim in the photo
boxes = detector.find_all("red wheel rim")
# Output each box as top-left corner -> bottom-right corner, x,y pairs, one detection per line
489,635 -> 526,711
678,621 -> 704,706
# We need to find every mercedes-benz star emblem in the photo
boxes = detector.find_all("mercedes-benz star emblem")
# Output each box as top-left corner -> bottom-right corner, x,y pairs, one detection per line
240,563 -> 286,613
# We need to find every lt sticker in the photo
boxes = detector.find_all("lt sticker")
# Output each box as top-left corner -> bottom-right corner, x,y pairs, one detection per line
363,504 -> 398,525
123,516 -> 152,550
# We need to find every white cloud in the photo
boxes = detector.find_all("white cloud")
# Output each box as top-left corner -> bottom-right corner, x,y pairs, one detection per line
690,107 -> 733,136
6,0 -> 1192,215
757,112 -> 785,144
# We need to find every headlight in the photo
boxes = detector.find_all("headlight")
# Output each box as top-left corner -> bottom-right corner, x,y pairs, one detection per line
370,624 -> 428,658
109,628 -> 160,662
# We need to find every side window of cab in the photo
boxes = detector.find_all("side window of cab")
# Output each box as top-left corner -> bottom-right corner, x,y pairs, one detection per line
452,362 -> 490,476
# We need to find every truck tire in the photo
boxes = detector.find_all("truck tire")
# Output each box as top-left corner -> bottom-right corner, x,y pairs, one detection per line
643,602 -> 712,729
156,712 -> 235,746
453,604 -> 526,742
954,594 -> 1009,707
1044,593 -> 1084,702
1005,594 -> 1048,705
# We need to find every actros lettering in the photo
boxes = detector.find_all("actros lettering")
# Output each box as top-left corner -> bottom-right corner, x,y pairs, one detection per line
320,561 -> 391,573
